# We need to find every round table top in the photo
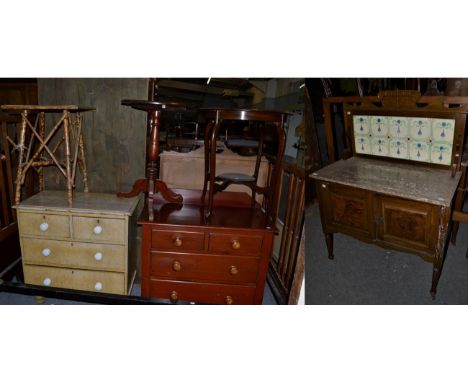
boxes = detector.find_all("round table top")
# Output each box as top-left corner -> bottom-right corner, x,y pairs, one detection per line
0,105 -> 95,113
121,99 -> 187,112
199,107 -> 289,122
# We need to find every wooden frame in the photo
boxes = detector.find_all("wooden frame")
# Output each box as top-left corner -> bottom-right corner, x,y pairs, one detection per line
343,91 -> 468,173
323,94 -> 468,164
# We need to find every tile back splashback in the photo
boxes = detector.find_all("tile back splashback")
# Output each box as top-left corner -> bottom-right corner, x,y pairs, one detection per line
353,115 -> 454,165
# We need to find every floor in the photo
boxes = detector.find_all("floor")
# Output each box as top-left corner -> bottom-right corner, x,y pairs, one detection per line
0,280 -> 277,305
305,203 -> 468,304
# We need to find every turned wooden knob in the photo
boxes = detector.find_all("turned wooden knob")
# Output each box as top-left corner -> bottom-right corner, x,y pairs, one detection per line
225,296 -> 233,305
231,239 -> 240,250
172,260 -> 181,272
170,291 -> 179,302
229,265 -> 238,275
173,237 -> 182,247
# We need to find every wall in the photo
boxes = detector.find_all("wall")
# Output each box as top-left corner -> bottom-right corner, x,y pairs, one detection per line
38,78 -> 148,194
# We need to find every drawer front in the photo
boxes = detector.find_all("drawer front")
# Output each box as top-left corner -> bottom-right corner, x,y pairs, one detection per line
151,229 -> 205,253
72,216 -> 126,244
208,233 -> 263,256
21,237 -> 126,271
23,265 -> 126,295
150,252 -> 260,284
147,278 -> 256,304
18,212 -> 70,239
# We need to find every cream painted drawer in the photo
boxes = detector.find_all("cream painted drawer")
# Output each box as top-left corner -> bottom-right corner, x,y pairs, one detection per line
72,216 -> 126,244
24,264 -> 126,295
21,237 -> 126,271
18,212 -> 70,239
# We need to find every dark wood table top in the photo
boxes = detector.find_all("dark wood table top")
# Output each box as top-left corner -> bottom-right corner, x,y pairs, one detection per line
199,107 -> 289,122
138,189 -> 272,231
121,99 -> 186,112
0,105 -> 95,113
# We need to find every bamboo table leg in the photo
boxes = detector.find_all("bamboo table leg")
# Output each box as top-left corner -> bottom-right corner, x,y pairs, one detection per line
14,110 -> 28,205
63,111 -> 73,206
77,113 -> 89,192
38,112 -> 46,191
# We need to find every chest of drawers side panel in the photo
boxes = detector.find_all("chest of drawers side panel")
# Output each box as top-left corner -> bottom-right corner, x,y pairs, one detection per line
253,230 -> 275,304
126,201 -> 140,295
141,224 -> 153,297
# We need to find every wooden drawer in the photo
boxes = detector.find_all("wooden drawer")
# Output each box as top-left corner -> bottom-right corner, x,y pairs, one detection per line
72,216 -> 126,244
147,278 -> 256,304
18,212 -> 70,239
150,251 -> 260,284
21,237 -> 126,271
208,232 -> 263,256
151,229 -> 205,253
23,264 -> 126,295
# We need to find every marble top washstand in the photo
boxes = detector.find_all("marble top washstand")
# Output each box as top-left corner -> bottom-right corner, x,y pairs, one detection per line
310,157 -> 461,207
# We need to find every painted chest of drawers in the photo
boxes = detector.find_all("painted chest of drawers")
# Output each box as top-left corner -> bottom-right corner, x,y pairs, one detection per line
16,191 -> 140,295
139,192 -> 275,304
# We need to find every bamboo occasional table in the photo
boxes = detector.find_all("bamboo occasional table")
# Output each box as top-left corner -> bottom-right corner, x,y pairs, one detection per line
117,100 -> 186,217
0,105 -> 95,207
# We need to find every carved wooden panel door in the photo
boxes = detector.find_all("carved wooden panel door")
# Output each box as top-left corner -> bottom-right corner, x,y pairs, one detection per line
319,183 -> 374,240
374,195 -> 438,254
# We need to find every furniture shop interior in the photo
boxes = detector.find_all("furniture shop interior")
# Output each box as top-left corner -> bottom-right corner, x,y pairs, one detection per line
0,78 -> 306,305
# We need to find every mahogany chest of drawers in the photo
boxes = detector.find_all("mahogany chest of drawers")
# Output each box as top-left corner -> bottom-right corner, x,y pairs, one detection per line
16,191 -> 139,295
139,193 -> 275,304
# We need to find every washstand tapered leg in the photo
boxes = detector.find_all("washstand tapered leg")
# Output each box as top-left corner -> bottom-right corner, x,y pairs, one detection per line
325,233 -> 334,260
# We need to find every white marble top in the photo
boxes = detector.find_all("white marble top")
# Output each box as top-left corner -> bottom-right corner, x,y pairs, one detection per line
15,191 -> 139,216
310,157 -> 461,207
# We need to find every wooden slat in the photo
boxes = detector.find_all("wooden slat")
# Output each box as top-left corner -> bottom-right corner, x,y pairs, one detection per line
288,228 -> 305,305
277,170 -> 295,275
281,175 -> 300,280
453,210 -> 468,224
0,153 -> 10,227
1,121 -> 15,210
285,177 -> 305,288
0,221 -> 17,241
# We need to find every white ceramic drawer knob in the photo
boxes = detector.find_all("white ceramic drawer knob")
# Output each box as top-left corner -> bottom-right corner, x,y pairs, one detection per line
94,252 -> 103,261
95,282 -> 103,291
43,277 -> 51,286
93,225 -> 103,235
42,248 -> 51,257
39,222 -> 49,232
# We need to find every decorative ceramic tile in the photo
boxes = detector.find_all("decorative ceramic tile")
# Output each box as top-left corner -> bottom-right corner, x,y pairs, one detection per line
430,142 -> 452,165
355,136 -> 371,154
389,117 -> 409,138
370,116 -> 388,137
389,138 -> 409,159
409,141 -> 430,162
432,119 -> 455,143
371,137 -> 389,156
409,118 -> 431,140
353,116 -> 370,135
353,115 -> 455,165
